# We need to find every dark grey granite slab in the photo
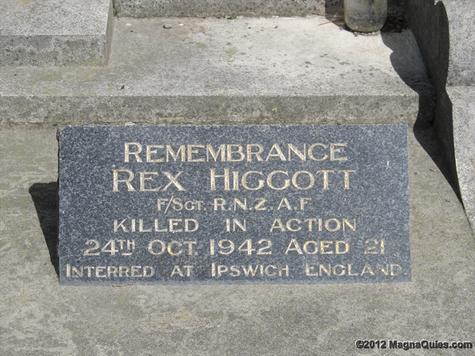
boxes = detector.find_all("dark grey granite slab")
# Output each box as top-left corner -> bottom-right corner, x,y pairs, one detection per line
58,124 -> 410,284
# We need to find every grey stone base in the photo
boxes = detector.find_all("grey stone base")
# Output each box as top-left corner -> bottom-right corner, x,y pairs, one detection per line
1,126 -> 473,354
0,0 -> 113,66
0,17 -> 432,125
113,0 -> 335,17
113,0 -> 406,18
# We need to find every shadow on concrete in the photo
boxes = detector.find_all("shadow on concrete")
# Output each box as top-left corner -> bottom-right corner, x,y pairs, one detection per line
325,0 -> 344,22
323,0 -> 460,197
380,35 -> 457,195
29,182 -> 59,277
382,1 -> 461,198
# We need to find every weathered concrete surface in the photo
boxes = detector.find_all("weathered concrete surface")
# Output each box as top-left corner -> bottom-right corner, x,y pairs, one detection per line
441,0 -> 475,86
0,126 -> 474,355
449,86 -> 475,231
0,16 -> 432,125
113,0 -> 406,18
114,0 -> 335,17
0,0 -> 113,65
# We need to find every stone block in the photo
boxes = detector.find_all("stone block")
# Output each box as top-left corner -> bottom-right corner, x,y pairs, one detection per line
114,0 -> 331,17
0,17 -> 432,125
0,0 -> 113,66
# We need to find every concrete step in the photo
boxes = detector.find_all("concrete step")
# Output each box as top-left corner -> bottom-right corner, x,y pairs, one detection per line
113,0 -> 412,18
113,0 -> 406,18
0,0 -> 113,66
0,16 -> 432,126
1,126 -> 474,354
113,0 -> 335,17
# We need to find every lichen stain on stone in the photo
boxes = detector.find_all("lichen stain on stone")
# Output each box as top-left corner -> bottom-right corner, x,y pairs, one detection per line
76,67 -> 99,82
224,46 -> 238,62
32,70 -> 63,82
16,0 -> 32,7
113,293 -> 147,320
194,42 -> 207,49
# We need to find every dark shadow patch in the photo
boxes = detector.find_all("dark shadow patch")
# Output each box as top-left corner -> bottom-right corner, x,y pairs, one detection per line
412,126 -> 455,192
380,31 -> 435,128
325,0 -> 344,23
382,1 -> 461,198
322,0 -> 459,198
381,1 -> 408,33
29,182 -> 59,277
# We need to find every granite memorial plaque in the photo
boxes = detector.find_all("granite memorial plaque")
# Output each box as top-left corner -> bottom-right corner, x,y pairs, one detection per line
58,124 -> 410,284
